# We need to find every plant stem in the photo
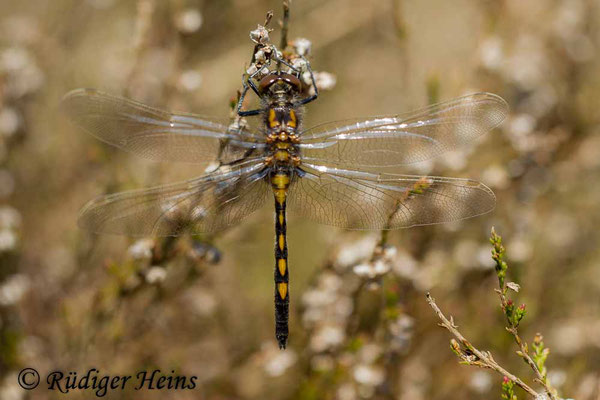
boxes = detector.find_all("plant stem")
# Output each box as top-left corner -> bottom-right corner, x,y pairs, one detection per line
426,293 -> 540,398
280,0 -> 290,50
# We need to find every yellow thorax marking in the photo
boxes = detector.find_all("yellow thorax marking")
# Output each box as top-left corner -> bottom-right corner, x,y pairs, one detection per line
268,109 -> 279,128
288,110 -> 297,128
277,282 -> 288,299
278,257 -> 286,275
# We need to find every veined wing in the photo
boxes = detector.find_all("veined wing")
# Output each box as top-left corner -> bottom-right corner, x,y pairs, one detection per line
288,163 -> 495,229
62,88 -> 266,164
79,159 -> 270,236
299,93 -> 508,168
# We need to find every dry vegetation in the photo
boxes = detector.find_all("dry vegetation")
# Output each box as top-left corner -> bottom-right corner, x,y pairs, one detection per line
1,0 -> 599,399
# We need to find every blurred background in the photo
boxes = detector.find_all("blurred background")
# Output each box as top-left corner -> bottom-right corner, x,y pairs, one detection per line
0,0 -> 599,399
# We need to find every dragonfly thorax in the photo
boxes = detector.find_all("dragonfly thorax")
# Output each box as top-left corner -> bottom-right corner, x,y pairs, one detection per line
265,106 -> 299,132
264,106 -> 302,169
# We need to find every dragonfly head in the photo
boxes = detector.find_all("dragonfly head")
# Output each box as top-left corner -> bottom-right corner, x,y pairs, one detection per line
258,73 -> 302,99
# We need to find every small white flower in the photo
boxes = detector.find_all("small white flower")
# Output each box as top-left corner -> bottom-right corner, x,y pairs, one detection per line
479,36 -> 504,71
127,239 -> 154,260
314,71 -> 337,91
177,70 -> 202,92
353,259 -> 390,279
392,250 -> 418,278
175,8 -> 203,34
0,229 -> 18,252
186,289 -> 217,316
0,108 -> 20,138
382,245 -> 397,260
264,348 -> 297,377
292,37 -> 312,56
469,370 -> 492,393
310,324 -> 345,352
336,235 -> 377,268
0,47 -> 31,72
0,274 -> 30,306
145,266 -> 167,284
481,164 -> 510,189
353,263 -> 372,278
353,364 -> 385,386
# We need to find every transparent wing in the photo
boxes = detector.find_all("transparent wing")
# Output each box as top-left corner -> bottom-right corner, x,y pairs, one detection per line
62,88 -> 266,164
288,163 -> 495,229
299,92 -> 508,168
78,159 -> 270,236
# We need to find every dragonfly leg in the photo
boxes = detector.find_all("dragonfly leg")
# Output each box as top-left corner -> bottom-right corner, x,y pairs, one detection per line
237,82 -> 262,117
237,69 -> 265,116
296,56 -> 319,106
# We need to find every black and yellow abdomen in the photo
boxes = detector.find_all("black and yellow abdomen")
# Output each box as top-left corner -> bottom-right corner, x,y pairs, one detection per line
271,170 -> 290,349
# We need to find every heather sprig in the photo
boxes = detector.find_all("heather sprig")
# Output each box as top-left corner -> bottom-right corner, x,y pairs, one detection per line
427,228 -> 565,400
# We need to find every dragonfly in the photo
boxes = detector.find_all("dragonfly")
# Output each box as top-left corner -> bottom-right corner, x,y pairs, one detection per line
62,58 -> 508,349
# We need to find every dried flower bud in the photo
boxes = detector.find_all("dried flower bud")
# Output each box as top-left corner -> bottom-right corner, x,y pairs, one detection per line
246,64 -> 258,76
249,24 -> 270,44
506,282 -> 520,292
255,49 -> 267,64
292,37 -> 312,56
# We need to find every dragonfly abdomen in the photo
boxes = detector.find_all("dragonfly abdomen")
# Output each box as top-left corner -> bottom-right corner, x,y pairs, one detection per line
271,171 -> 290,349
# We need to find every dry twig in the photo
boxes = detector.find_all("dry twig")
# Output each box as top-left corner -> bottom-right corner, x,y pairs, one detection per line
427,228 -> 565,399
426,292 -> 540,398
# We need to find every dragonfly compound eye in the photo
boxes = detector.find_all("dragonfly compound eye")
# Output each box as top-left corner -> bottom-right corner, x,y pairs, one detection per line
258,74 -> 281,94
279,74 -> 302,92
258,73 -> 302,94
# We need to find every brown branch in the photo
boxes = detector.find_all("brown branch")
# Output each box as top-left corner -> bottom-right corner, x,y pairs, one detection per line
280,0 -> 290,50
426,293 -> 540,398
125,0 -> 155,96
